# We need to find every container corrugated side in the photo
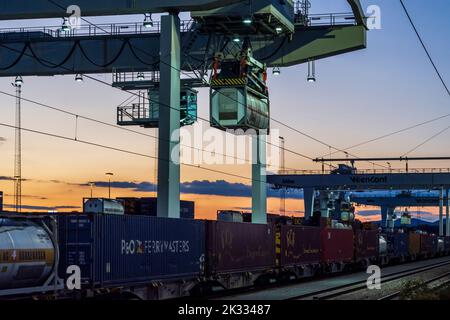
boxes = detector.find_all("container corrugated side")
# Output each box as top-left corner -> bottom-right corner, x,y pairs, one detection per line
321,228 -> 354,263
280,225 -> 321,266
386,233 -> 409,257
445,237 -> 450,252
57,215 -> 94,284
420,234 -> 437,255
205,221 -> 275,274
354,230 -> 379,260
409,233 -> 421,256
59,214 -> 205,287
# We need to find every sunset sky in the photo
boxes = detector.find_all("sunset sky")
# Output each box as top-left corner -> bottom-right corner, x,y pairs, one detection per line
0,0 -> 449,221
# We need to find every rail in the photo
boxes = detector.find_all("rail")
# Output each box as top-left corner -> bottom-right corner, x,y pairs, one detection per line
276,168 -> 450,175
0,20 -> 195,40
296,259 -> 450,300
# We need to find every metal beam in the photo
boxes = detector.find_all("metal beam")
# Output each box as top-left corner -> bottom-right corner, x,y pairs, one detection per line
252,134 -> 267,224
267,172 -> 450,190
0,0 -> 244,20
156,13 -> 180,218
314,156 -> 450,162
264,25 -> 366,67
347,0 -> 367,29
0,24 -> 366,77
303,188 -> 315,219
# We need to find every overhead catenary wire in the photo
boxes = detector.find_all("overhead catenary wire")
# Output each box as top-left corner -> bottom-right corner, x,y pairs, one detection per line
0,121 -> 270,183
0,42 -> 316,165
399,0 -> 450,97
0,88 -> 304,169
401,125 -> 450,157
318,113 -> 450,158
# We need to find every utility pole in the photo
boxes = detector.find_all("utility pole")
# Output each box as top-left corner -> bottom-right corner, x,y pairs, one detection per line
13,76 -> 23,213
105,172 -> 113,199
88,182 -> 95,198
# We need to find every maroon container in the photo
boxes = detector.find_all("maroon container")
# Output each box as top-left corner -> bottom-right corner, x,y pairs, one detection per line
280,225 -> 322,266
205,221 -> 275,274
321,228 -> 354,263
420,234 -> 438,255
354,230 -> 379,261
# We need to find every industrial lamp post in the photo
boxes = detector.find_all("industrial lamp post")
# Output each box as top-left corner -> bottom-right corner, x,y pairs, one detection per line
88,182 -> 95,198
105,172 -> 114,199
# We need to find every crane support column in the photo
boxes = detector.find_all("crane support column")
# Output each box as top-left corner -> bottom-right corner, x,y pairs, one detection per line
303,188 -> 315,219
157,13 -> 181,218
252,134 -> 267,224
439,187 -> 444,236
319,191 -> 330,218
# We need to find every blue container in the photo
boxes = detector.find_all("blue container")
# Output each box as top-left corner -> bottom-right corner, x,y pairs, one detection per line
58,214 -> 205,287
386,232 -> 409,257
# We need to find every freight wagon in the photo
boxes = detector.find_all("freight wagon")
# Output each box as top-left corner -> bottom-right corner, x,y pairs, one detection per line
57,214 -> 205,300
354,230 -> 379,267
277,225 -> 322,280
419,234 -> 438,258
445,237 -> 450,254
202,221 -> 276,291
321,228 -> 354,273
1,212 -> 449,300
408,233 -> 421,260
386,232 -> 409,263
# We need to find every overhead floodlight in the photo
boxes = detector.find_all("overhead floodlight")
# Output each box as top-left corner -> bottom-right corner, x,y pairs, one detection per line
307,59 -> 316,82
232,36 -> 241,43
275,26 -> 283,33
14,76 -> 23,86
61,18 -> 71,32
75,74 -> 83,82
143,13 -> 153,28
272,67 -> 281,76
243,17 -> 252,25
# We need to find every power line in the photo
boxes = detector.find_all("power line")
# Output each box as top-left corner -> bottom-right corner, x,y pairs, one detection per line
0,42 -> 315,164
0,121 -> 271,183
318,113 -> 450,158
0,88 -> 304,169
399,0 -> 450,96
401,125 -> 450,157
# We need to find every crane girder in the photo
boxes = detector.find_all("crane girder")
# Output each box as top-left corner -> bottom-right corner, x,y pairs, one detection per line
0,0 -> 245,20
0,24 -> 366,77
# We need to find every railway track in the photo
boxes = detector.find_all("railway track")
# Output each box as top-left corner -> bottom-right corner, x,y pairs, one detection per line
295,260 -> 450,300
216,256 -> 450,300
378,271 -> 450,300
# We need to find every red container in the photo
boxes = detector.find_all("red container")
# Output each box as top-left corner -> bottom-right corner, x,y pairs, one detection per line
354,230 -> 379,261
280,225 -> 322,267
205,221 -> 275,274
321,228 -> 354,263
420,234 -> 438,255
